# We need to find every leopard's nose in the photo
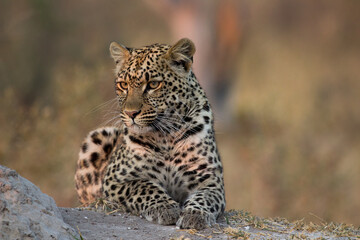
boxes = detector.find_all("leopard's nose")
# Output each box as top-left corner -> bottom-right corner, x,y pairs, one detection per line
125,110 -> 141,119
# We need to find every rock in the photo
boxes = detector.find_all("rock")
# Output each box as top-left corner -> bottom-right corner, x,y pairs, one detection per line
0,165 -> 78,240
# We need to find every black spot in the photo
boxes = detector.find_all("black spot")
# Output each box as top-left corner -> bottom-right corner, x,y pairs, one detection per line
103,144 -> 112,155
187,147 -> 195,152
102,130 -> 109,136
188,157 -> 198,162
148,173 -> 157,179
183,116 -> 192,122
178,165 -> 188,171
156,161 -> 165,167
120,168 -> 127,176
208,183 -> 217,188
145,72 -> 150,81
188,183 -> 198,190
203,116 -> 210,124
197,164 -> 207,170
203,103 -> 210,112
82,159 -> 90,168
118,185 -> 125,194
152,166 -> 161,173
82,143 -> 88,153
111,184 -> 116,190
86,173 -> 92,184
130,171 -> 139,178
124,128 -> 128,135
183,170 -> 197,176
134,155 -> 142,161
91,133 -> 102,145
199,174 -> 211,183
174,159 -> 182,164
90,152 -> 100,168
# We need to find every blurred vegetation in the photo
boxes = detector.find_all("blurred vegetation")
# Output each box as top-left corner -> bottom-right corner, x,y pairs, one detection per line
0,0 -> 359,225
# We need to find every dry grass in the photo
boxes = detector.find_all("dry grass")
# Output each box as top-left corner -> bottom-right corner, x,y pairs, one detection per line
223,210 -> 360,239
77,197 -> 127,215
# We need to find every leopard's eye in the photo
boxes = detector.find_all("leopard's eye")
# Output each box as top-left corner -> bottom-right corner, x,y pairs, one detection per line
117,81 -> 128,90
148,81 -> 161,90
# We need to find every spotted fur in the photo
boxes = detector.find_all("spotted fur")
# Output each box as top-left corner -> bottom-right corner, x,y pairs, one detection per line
75,38 -> 225,229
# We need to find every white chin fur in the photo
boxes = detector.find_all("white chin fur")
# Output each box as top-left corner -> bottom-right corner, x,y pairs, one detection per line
127,124 -> 153,134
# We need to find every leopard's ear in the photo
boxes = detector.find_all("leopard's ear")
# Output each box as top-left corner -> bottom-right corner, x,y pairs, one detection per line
165,38 -> 196,73
109,42 -> 130,67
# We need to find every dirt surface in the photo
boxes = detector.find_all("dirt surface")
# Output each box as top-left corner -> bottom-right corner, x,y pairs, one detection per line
60,208 -> 228,240
60,208 -> 359,240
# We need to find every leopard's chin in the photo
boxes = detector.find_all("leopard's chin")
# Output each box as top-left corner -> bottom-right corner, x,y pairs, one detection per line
126,124 -> 153,134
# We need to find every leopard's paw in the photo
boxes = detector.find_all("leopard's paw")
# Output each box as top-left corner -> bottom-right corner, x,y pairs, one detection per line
176,209 -> 216,230
143,202 -> 180,225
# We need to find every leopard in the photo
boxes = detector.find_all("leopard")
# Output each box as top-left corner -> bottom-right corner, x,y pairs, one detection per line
75,38 -> 225,229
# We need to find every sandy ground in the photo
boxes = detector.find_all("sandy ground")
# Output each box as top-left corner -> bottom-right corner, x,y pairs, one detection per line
60,208 -> 229,240
60,208 -> 359,240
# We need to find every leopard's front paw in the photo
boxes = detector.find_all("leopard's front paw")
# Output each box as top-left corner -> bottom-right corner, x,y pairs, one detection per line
143,202 -> 180,225
176,209 -> 216,230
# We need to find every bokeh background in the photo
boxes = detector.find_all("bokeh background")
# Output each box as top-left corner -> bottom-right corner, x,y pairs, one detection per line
1,0 -> 359,225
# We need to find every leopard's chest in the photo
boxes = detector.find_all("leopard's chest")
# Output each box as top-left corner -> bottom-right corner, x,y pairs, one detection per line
116,134 -> 210,203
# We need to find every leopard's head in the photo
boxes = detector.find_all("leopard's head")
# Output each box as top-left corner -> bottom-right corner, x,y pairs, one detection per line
110,38 -> 196,133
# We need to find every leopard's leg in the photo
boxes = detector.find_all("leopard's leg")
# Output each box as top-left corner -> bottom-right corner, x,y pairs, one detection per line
104,179 -> 180,225
176,172 -> 226,229
75,127 -> 120,204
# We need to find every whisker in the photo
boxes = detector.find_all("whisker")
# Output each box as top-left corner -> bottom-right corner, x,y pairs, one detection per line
84,97 -> 118,116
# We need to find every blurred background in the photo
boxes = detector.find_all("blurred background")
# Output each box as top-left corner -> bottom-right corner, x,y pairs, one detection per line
1,0 -> 359,225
